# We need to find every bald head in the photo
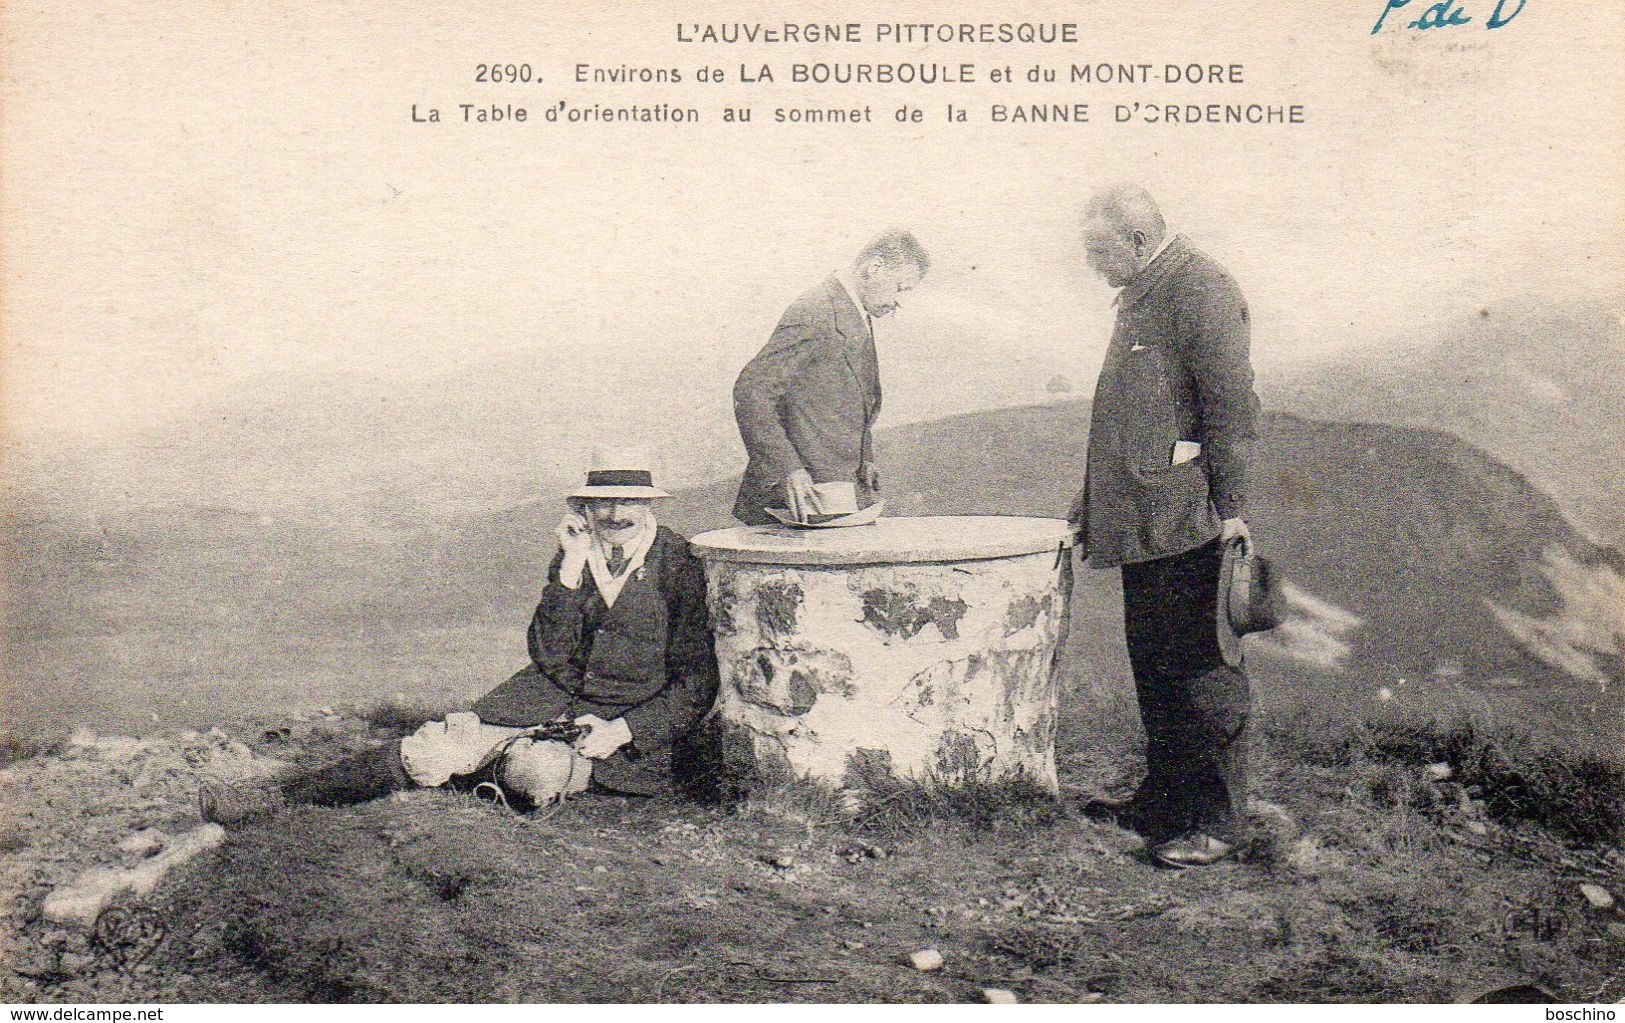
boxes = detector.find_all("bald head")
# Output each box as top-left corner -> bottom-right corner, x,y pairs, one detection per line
1081,185 -> 1168,288
1084,185 -> 1167,241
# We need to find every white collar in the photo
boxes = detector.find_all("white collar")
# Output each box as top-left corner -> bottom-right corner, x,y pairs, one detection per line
835,271 -> 870,328
1111,231 -> 1177,307
1147,230 -> 1175,266
586,523 -> 657,609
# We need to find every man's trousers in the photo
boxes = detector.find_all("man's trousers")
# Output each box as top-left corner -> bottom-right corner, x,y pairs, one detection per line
400,712 -> 592,796
1120,537 -> 1251,843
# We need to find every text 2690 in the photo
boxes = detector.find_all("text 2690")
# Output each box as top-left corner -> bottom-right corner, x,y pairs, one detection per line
476,63 -> 535,83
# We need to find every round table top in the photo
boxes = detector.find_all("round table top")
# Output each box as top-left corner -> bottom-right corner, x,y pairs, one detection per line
689,515 -> 1074,567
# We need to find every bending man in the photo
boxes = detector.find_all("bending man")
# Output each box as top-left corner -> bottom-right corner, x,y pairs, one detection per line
731,229 -> 930,524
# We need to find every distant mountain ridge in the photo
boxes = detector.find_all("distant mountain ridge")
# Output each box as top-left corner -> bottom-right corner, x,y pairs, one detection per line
1268,300 -> 1625,545
4,401 -> 1618,738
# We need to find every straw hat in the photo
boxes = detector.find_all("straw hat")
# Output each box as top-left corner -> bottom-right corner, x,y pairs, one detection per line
568,445 -> 671,500
766,481 -> 885,529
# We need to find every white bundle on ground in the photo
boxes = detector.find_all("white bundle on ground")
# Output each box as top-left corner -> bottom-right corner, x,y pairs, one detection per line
42,824 -> 227,925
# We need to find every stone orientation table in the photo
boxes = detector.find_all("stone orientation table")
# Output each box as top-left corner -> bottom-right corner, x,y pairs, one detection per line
689,516 -> 1075,792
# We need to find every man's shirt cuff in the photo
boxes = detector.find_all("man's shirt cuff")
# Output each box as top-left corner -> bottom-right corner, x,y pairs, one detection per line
557,557 -> 586,589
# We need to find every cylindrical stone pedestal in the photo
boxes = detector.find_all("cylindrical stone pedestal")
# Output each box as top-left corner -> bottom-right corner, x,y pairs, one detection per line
690,516 -> 1074,792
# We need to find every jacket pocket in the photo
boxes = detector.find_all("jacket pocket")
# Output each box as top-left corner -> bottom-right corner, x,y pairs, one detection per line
1133,450 -> 1205,485
1128,457 -> 1216,554
1139,447 -> 1202,475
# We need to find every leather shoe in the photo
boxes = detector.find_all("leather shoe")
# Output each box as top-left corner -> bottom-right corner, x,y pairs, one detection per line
1151,832 -> 1235,868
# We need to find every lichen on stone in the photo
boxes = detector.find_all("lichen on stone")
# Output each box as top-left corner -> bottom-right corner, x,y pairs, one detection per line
1004,593 -> 1052,635
708,568 -> 740,636
754,579 -> 803,638
715,718 -> 795,788
737,647 -> 855,716
706,554 -> 1064,792
860,588 -> 970,640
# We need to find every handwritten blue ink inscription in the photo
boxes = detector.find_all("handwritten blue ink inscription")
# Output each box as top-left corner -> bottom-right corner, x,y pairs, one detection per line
1371,0 -> 1527,34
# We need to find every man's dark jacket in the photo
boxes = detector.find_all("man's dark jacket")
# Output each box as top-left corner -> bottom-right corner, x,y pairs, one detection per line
731,277 -> 880,524
1077,235 -> 1260,569
470,525 -> 719,795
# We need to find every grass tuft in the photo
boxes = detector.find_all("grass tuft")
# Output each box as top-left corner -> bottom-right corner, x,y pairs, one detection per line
847,774 -> 1066,836
1262,701 -> 1623,847
0,729 -> 67,768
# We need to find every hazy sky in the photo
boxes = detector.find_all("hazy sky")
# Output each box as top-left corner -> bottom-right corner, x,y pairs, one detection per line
4,0 -> 1621,487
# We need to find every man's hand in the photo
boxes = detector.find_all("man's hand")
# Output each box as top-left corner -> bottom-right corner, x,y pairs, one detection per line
860,460 -> 882,493
1220,517 -> 1250,545
571,714 -> 632,760
1067,487 -> 1088,549
784,468 -> 818,522
555,511 -> 592,586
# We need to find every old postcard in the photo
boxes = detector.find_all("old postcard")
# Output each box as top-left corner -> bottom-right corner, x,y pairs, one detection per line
2,0 -> 1621,1008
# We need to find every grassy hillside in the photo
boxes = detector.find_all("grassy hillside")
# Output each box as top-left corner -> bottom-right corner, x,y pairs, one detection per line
2,676 -> 1620,1003
4,403 -> 1618,746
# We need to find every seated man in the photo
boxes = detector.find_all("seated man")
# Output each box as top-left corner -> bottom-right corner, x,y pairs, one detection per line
200,448 -> 719,823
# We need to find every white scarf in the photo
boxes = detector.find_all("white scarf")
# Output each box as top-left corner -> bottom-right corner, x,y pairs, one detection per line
585,524 -> 656,609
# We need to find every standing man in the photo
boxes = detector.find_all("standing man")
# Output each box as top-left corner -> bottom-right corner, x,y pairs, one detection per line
732,229 -> 930,525
1072,185 -> 1261,868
